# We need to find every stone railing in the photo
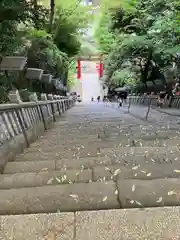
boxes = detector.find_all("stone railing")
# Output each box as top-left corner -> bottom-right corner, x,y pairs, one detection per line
0,98 -> 75,172
128,95 -> 180,109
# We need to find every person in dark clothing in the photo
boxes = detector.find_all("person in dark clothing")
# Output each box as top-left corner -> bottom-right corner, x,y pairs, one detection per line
124,92 -> 127,104
97,96 -> 100,102
118,97 -> 122,107
157,92 -> 166,107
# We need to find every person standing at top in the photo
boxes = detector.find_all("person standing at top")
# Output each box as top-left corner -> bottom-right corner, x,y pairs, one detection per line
118,95 -> 122,107
97,96 -> 100,102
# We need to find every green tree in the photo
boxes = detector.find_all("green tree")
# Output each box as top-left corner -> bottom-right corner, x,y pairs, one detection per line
96,0 -> 180,89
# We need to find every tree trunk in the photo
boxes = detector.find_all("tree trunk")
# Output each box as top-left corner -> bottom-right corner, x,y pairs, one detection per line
48,0 -> 55,33
141,51 -> 152,83
32,0 -> 40,29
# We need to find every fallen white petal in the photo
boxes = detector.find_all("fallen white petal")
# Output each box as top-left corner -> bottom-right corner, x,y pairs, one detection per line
130,200 -> 135,204
132,184 -> 136,192
47,177 -> 53,185
114,189 -> 118,195
135,200 -> 142,206
41,168 -> 48,171
69,194 -> 78,199
55,177 -> 61,183
114,168 -> 121,176
156,197 -> 163,203
140,170 -> 146,174
132,165 -> 140,170
168,190 -> 176,196
174,170 -> 180,173
102,196 -> 108,202
147,172 -> 152,177
105,167 -> 111,171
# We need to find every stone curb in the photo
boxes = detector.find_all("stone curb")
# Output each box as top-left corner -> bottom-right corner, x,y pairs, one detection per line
2,207 -> 180,239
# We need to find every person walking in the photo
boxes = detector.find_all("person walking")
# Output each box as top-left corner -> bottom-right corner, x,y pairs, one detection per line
118,96 -> 122,107
97,96 -> 100,102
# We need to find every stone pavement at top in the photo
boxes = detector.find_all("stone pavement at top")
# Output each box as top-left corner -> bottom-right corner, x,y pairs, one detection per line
1,102 -> 180,239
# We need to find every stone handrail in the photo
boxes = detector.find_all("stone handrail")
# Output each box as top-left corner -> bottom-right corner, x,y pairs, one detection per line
0,98 -> 75,172
128,95 -> 180,109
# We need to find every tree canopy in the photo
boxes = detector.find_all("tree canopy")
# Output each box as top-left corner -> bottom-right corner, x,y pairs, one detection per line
94,0 -> 180,92
0,0 -> 93,102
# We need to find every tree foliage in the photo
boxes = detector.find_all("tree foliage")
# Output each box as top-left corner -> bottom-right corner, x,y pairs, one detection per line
0,0 -> 93,101
95,0 -> 180,90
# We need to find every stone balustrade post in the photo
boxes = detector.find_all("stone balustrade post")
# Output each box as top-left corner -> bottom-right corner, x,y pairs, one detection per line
8,90 -> 22,104
40,94 -> 47,101
29,93 -> 38,102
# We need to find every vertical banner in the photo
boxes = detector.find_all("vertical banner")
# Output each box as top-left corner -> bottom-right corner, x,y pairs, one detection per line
77,59 -> 81,79
99,54 -> 103,79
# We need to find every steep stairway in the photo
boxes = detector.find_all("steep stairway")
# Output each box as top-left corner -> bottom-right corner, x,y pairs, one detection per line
1,102 -> 180,239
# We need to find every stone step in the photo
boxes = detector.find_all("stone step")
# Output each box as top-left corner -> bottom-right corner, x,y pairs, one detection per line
14,148 -> 103,161
40,135 -> 178,146
1,207 -> 180,240
0,169 -> 92,189
75,207 -> 180,240
1,212 -> 74,240
11,145 -> 180,163
102,146 -> 179,158
117,178 -> 180,208
29,138 -> 100,149
30,134 -> 99,147
0,181 -> 119,215
32,130 -> 178,146
4,157 -> 112,174
40,126 -> 178,136
93,163 -> 180,181
51,123 -> 177,131
4,160 -> 57,173
2,163 -> 180,189
39,122 -> 178,131
24,137 -> 179,154
24,141 -> 112,154
14,146 -> 179,162
1,178 -> 180,215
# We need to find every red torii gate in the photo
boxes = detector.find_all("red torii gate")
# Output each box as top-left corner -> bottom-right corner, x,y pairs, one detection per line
75,55 -> 103,80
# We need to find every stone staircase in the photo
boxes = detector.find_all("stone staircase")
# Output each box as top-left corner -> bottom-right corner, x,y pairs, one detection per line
1,102 -> 180,239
